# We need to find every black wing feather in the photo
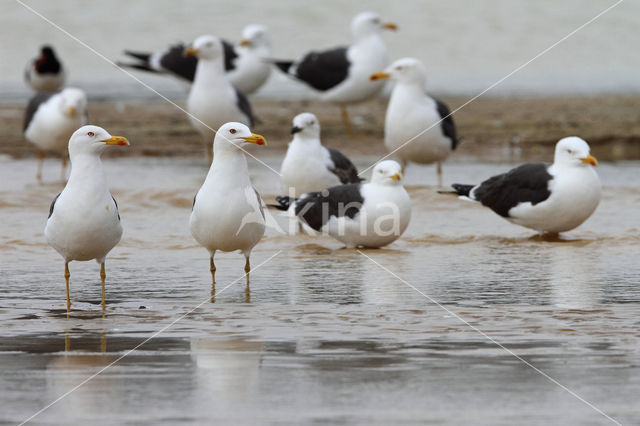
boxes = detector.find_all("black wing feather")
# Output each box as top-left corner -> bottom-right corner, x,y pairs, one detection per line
235,88 -> 254,127
469,163 -> 553,217
111,196 -> 121,221
48,192 -> 61,218
294,184 -> 363,231
290,47 -> 350,91
222,39 -> 238,72
24,92 -> 55,132
159,44 -> 198,81
326,148 -> 362,184
433,98 -> 459,150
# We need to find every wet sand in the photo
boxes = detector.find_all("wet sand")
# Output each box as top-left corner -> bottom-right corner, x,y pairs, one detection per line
1,152 -> 639,424
2,95 -> 640,161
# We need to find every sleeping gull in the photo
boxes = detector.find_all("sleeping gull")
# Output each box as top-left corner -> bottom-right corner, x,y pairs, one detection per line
45,125 -> 130,312
279,112 -> 362,198
185,35 -> 254,161
273,11 -> 396,133
446,137 -> 601,235
275,160 -> 411,248
25,45 -> 66,92
371,57 -> 459,186
190,122 -> 266,284
23,87 -> 88,181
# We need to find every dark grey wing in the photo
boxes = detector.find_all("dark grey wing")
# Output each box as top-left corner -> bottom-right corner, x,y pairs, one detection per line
159,44 -> 198,81
472,163 -> 553,217
254,188 -> 265,219
294,183 -> 363,231
291,47 -> 350,91
433,97 -> 459,150
222,39 -> 238,72
24,92 -> 55,132
326,147 -> 362,184
111,196 -> 121,221
235,88 -> 254,127
48,192 -> 61,218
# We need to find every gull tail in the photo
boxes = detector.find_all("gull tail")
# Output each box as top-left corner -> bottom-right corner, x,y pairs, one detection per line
268,195 -> 295,211
124,50 -> 151,62
268,60 -> 294,74
449,184 -> 474,196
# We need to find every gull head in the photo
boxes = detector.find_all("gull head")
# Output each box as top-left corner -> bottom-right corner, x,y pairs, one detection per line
214,122 -> 266,153
371,160 -> 403,186
370,58 -> 427,87
239,25 -> 270,49
554,137 -> 598,168
351,11 -> 397,39
58,88 -> 87,118
185,35 -> 223,61
68,125 -> 129,157
290,112 -> 320,139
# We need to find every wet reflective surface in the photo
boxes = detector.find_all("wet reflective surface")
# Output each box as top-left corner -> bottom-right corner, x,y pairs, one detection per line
1,156 -> 639,425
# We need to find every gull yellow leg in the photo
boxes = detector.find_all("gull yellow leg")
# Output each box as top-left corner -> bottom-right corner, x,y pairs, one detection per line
244,255 -> 251,303
64,262 -> 71,313
100,262 -> 106,308
210,254 -> 216,303
61,155 -> 68,181
340,106 -> 354,138
437,162 -> 443,188
37,151 -> 44,182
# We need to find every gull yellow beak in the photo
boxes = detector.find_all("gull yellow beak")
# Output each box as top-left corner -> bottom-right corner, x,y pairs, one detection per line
383,22 -> 398,31
184,47 -> 199,57
370,71 -> 391,81
67,106 -> 76,117
242,133 -> 266,146
102,136 -> 130,146
581,154 -> 598,167
391,172 -> 402,181
239,39 -> 251,47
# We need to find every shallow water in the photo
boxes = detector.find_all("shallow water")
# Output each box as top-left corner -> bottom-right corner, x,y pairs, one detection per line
1,156 -> 639,425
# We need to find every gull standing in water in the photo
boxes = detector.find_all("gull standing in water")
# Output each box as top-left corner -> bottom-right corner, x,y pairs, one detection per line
45,125 -> 129,312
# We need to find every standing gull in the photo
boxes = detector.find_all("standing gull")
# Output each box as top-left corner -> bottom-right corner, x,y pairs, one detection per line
45,125 -> 130,312
120,25 -> 272,94
24,87 -> 88,181
371,57 -> 459,186
275,160 -> 411,248
447,137 -> 601,235
279,112 -> 362,198
25,45 -> 66,92
190,122 -> 266,284
273,12 -> 396,133
185,35 -> 254,161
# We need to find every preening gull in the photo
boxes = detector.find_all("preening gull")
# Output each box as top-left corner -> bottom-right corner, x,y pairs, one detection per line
190,122 -> 266,283
448,137 -> 601,234
45,125 -> 130,312
120,25 -> 272,95
186,35 -> 254,161
25,45 -> 66,92
273,11 -> 396,133
23,87 -> 88,181
275,160 -> 411,248
370,57 -> 459,186
279,112 -> 362,198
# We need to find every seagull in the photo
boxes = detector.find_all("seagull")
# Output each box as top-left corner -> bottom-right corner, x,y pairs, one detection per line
45,125 -> 130,312
370,57 -> 459,186
190,122 -> 266,284
185,35 -> 254,162
23,87 -> 88,181
119,25 -> 272,95
279,112 -> 362,198
272,11 -> 396,134
25,45 -> 66,92
275,160 -> 411,248
447,137 -> 601,235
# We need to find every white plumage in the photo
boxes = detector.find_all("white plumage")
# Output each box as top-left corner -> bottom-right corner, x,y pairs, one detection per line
44,125 -> 130,312
371,58 -> 459,185
190,122 -> 266,280
24,87 -> 88,180
186,35 -> 253,160
228,25 -> 272,95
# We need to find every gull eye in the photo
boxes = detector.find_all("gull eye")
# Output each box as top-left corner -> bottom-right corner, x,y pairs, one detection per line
229,128 -> 237,134
396,66 -> 403,71
87,131 -> 94,137
567,149 -> 573,154
378,169 -> 384,174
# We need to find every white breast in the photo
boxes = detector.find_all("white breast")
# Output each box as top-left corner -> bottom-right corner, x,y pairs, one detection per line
280,143 -> 341,196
